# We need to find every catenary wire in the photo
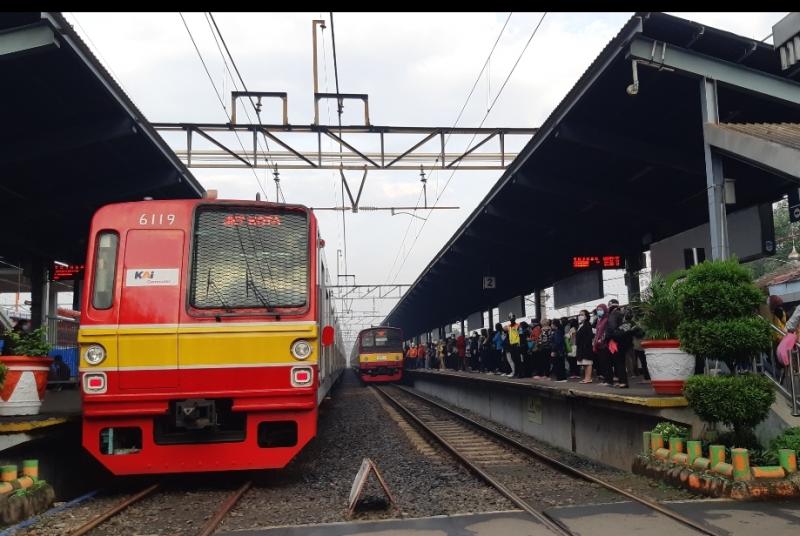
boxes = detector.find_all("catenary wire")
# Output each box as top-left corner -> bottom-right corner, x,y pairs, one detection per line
389,12 -> 547,284
179,12 -> 268,199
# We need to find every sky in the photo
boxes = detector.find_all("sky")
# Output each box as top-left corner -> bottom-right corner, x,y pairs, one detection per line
2,11 -> 789,344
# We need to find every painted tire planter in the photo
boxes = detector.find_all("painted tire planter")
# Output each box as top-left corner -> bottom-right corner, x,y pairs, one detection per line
640,340 -> 695,395
0,356 -> 53,416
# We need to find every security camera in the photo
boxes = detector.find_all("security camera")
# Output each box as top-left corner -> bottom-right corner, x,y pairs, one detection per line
626,83 -> 639,96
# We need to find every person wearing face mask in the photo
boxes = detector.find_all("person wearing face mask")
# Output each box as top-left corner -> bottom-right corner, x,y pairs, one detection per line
606,298 -> 629,388
576,310 -> 594,383
592,303 -> 613,385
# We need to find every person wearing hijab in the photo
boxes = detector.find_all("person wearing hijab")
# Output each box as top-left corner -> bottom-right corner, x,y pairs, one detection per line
592,303 -> 612,385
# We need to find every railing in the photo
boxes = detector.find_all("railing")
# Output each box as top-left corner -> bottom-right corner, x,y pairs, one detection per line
765,322 -> 800,417
46,315 -> 79,383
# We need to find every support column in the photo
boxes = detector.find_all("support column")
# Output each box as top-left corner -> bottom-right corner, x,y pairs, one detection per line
533,289 -> 542,321
700,78 -> 729,260
72,279 -> 82,311
625,255 -> 641,302
460,319 -> 465,336
488,308 -> 494,330
28,260 -> 46,330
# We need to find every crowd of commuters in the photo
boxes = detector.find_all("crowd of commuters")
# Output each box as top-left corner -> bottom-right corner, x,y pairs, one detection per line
403,298 -> 648,388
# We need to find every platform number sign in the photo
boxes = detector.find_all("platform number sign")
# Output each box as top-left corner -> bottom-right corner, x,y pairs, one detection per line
483,276 -> 496,290
789,188 -> 800,223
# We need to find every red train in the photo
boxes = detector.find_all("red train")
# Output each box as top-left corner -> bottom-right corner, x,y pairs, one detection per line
351,326 -> 404,383
78,199 -> 345,475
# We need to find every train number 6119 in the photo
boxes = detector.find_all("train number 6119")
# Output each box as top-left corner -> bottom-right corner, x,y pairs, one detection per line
139,213 -> 176,225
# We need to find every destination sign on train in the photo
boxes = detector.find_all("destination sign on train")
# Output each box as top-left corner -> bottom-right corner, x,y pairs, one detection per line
572,256 -> 623,269
223,214 -> 282,227
52,263 -> 85,281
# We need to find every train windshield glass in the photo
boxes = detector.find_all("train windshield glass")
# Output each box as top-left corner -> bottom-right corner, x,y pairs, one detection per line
361,329 -> 402,351
190,207 -> 309,309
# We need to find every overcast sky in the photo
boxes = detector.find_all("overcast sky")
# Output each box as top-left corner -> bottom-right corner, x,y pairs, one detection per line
54,11 -> 787,341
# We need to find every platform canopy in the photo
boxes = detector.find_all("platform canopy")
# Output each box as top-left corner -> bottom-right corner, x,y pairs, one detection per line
385,12 -> 800,337
0,12 -> 204,267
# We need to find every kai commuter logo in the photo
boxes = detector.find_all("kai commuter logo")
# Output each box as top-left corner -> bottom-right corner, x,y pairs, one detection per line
125,268 -> 180,287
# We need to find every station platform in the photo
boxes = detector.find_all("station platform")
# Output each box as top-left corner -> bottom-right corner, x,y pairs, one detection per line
403,369 -> 699,471
410,369 -> 688,408
218,500 -> 800,535
0,388 -> 81,451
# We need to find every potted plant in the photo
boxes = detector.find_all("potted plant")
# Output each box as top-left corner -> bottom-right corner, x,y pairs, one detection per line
635,270 -> 696,395
0,327 -> 53,416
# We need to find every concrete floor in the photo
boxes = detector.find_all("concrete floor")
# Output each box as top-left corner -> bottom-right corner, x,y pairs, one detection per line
219,499 -> 800,536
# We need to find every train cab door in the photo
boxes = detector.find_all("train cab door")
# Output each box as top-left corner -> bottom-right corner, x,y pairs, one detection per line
117,229 -> 184,389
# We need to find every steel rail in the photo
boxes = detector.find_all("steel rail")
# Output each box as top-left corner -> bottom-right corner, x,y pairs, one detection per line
197,480 -> 252,536
70,483 -> 160,536
388,384 -> 723,536
372,385 -> 573,536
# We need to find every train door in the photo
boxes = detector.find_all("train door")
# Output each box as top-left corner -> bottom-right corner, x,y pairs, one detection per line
117,229 -> 184,389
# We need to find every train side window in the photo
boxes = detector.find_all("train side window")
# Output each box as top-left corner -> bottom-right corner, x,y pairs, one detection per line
92,232 -> 119,310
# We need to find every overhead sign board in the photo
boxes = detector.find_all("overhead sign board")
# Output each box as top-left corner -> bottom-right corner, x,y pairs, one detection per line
572,256 -> 623,270
51,263 -> 84,282
482,276 -> 496,289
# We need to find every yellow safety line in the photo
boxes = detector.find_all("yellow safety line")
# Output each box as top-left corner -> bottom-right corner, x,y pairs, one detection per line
0,417 -> 70,433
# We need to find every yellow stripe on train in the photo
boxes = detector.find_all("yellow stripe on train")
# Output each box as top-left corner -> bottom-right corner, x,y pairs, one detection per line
358,352 -> 403,364
78,322 -> 319,368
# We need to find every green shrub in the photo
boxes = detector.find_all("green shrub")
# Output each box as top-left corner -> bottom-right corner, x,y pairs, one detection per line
652,421 -> 689,443
678,317 -> 771,367
677,259 -> 770,369
768,427 -> 800,460
683,374 -> 775,444
2,328 -> 51,357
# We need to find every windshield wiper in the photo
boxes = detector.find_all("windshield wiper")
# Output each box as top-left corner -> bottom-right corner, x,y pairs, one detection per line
232,215 -> 278,315
245,268 -> 273,313
206,268 -> 233,312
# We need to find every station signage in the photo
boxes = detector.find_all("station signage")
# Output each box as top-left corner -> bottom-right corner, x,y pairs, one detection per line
51,263 -> 85,281
572,256 -> 623,270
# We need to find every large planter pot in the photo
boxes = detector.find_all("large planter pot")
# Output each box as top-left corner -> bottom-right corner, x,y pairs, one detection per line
640,340 -> 695,395
0,356 -> 53,416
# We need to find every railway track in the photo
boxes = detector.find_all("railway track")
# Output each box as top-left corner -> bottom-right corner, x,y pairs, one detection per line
68,480 -> 251,536
373,384 -> 723,536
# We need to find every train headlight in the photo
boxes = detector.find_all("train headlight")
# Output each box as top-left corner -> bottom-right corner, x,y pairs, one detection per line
291,340 -> 312,360
85,345 -> 107,366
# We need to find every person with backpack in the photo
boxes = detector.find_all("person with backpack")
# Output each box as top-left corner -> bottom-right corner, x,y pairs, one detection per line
565,317 -> 580,378
533,319 -> 553,379
492,323 -> 506,375
503,313 -> 521,378
605,299 -> 629,388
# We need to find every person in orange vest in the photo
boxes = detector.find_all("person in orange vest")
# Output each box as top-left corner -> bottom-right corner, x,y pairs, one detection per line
407,343 -> 418,369
416,342 -> 426,369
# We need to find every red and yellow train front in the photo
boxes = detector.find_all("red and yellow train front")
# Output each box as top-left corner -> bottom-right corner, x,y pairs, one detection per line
79,200 -> 323,475
357,328 -> 403,383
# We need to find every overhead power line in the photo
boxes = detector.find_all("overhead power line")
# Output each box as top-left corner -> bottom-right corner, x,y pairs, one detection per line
329,12 -> 349,277
383,12 -> 514,284
179,12 -> 268,199
389,12 -> 548,285
208,13 -> 281,196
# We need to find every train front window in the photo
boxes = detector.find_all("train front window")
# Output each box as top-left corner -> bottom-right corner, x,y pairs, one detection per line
190,207 -> 309,310
92,232 -> 119,310
361,330 -> 402,351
